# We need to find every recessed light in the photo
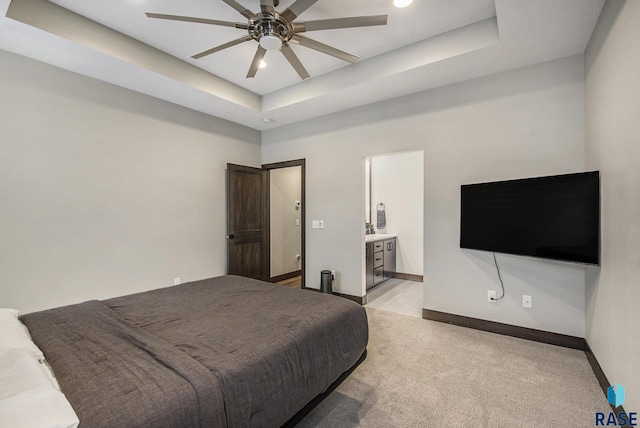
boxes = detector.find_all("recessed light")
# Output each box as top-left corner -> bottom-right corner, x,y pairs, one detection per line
263,118 -> 276,123
259,60 -> 267,69
393,0 -> 413,8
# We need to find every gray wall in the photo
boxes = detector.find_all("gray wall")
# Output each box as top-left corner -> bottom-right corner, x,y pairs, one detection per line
585,0 -> 640,412
263,55 -> 587,337
0,49 -> 261,314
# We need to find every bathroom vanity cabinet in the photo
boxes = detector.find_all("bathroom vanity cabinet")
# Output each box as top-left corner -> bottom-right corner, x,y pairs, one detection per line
365,236 -> 397,290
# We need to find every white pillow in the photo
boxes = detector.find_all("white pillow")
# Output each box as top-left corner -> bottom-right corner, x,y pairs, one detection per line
0,348 -> 79,428
0,309 -> 61,390
0,309 -> 44,360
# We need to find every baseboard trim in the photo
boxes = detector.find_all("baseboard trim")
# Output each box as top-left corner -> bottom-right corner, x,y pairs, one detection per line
303,288 -> 365,305
584,341 -> 627,417
585,340 -> 610,394
269,270 -> 302,283
333,292 -> 366,305
395,273 -> 424,282
421,308 -> 586,350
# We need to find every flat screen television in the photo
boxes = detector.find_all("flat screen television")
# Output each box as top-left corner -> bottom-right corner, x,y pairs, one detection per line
460,171 -> 600,265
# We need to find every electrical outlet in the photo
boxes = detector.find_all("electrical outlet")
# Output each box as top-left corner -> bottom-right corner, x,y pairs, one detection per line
523,295 -> 532,308
488,290 -> 497,303
174,277 -> 181,286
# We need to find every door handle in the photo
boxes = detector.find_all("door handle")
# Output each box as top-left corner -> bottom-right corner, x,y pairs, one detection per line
227,234 -> 235,239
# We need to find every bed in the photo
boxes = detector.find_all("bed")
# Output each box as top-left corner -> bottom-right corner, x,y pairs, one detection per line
13,275 -> 368,427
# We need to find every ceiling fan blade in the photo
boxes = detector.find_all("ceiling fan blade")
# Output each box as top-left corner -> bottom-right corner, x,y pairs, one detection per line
145,13 -> 248,29
290,35 -> 358,63
293,15 -> 388,32
281,0 -> 319,22
221,0 -> 256,20
280,43 -> 310,80
247,46 -> 267,78
191,35 -> 253,59
260,0 -> 275,16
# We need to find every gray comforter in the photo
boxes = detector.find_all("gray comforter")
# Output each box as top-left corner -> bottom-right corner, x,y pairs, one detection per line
21,276 -> 368,427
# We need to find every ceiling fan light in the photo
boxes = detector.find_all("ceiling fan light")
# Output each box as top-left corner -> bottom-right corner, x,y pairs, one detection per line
393,0 -> 413,8
260,35 -> 283,50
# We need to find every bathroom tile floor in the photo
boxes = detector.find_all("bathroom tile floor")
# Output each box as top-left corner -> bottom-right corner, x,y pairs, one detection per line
365,279 -> 423,318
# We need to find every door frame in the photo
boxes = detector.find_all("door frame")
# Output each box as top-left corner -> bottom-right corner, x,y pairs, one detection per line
262,159 -> 306,289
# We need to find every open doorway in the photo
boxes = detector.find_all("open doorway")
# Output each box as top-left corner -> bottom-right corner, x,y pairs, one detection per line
363,151 -> 424,315
263,159 -> 306,289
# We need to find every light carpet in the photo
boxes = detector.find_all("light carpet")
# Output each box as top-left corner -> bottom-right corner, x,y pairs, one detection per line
298,308 -> 610,427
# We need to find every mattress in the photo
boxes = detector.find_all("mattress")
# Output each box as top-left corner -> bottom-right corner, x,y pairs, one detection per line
21,275 -> 368,427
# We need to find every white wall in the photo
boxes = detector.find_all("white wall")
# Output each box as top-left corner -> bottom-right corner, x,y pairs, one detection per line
263,55 -> 587,337
371,152 -> 424,276
0,49 -> 261,314
270,166 -> 302,277
585,0 -> 640,412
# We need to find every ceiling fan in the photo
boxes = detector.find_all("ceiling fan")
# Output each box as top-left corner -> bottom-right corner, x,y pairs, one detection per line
146,0 -> 388,80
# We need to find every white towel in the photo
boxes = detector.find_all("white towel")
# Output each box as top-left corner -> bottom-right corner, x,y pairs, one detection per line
377,204 -> 386,229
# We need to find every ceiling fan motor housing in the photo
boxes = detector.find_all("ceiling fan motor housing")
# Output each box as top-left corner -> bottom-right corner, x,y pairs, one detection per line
249,13 -> 293,50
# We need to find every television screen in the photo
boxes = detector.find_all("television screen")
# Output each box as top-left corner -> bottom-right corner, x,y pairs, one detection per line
460,171 -> 600,265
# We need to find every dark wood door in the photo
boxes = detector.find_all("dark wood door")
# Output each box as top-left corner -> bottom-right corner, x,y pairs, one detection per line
226,163 -> 269,280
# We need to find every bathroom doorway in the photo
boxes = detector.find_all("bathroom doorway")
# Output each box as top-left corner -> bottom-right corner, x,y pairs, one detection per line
364,151 -> 424,299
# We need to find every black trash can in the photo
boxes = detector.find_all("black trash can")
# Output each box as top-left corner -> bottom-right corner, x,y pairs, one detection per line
321,270 -> 333,294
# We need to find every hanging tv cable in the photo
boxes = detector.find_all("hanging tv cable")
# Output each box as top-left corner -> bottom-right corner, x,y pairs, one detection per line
492,252 -> 505,302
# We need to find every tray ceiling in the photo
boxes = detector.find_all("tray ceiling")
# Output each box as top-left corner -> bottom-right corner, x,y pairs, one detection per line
0,0 -> 604,130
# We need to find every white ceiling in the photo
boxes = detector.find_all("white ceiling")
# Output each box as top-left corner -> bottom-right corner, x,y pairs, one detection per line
0,0 -> 604,131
